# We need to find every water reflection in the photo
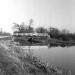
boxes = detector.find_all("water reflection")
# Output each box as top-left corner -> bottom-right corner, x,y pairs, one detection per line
21,43 -> 75,75
20,40 -> 75,75
19,40 -> 75,48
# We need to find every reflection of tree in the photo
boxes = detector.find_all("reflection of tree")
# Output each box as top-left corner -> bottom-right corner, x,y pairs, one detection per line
28,46 -> 33,57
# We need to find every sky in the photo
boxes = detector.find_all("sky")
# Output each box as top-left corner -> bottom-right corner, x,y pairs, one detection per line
0,0 -> 75,33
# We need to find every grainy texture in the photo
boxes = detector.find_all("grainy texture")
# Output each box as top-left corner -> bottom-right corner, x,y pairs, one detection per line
0,40 -> 71,75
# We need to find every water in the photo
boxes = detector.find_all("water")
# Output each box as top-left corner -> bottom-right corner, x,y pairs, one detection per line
23,46 -> 75,75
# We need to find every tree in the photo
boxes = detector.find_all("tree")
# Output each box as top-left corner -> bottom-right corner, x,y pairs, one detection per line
36,27 -> 48,33
48,27 -> 60,38
28,19 -> 34,33
12,22 -> 26,33
61,29 -> 69,34
12,19 -> 34,33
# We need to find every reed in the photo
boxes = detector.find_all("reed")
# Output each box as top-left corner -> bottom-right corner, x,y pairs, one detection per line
0,40 -> 71,75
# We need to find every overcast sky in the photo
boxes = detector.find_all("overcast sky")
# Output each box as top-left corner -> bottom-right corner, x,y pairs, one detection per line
0,0 -> 75,33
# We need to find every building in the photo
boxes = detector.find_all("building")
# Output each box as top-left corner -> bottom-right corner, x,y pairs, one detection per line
13,32 -> 50,44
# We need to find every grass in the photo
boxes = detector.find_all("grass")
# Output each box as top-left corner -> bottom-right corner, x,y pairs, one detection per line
0,40 -> 71,75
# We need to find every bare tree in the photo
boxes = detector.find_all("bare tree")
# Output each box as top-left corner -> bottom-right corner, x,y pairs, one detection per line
12,19 -> 34,33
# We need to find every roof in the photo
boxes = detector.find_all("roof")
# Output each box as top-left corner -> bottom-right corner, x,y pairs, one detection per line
13,32 -> 49,36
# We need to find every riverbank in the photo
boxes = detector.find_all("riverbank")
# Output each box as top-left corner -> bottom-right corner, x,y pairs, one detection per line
13,34 -> 75,47
48,38 -> 75,47
0,40 -> 71,75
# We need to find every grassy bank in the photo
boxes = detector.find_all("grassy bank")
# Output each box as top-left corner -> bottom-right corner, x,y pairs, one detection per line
0,40 -> 71,75
48,38 -> 75,47
13,35 -> 75,47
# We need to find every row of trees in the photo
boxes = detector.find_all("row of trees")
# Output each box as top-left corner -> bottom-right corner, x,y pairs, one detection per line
12,19 -> 48,33
48,27 -> 75,41
12,19 -> 75,41
0,28 -> 11,36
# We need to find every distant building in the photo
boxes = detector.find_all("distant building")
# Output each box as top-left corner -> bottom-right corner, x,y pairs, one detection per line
13,32 -> 50,43
0,29 -> 11,39
13,32 -> 49,37
0,32 -> 10,36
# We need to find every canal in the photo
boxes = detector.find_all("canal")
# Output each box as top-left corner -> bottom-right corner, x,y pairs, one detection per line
22,46 -> 75,75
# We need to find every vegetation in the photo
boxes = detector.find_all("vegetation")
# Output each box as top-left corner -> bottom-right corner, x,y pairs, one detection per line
48,27 -> 75,42
0,31 -> 11,36
35,27 -> 48,33
12,19 -> 75,42
0,19 -> 72,75
11,19 -> 75,48
13,19 -> 34,33
0,40 -> 70,75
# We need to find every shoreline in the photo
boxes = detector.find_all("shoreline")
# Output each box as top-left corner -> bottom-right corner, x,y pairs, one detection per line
0,40 -> 71,75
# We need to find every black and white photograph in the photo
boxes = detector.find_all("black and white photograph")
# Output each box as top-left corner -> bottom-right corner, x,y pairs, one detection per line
0,0 -> 75,75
